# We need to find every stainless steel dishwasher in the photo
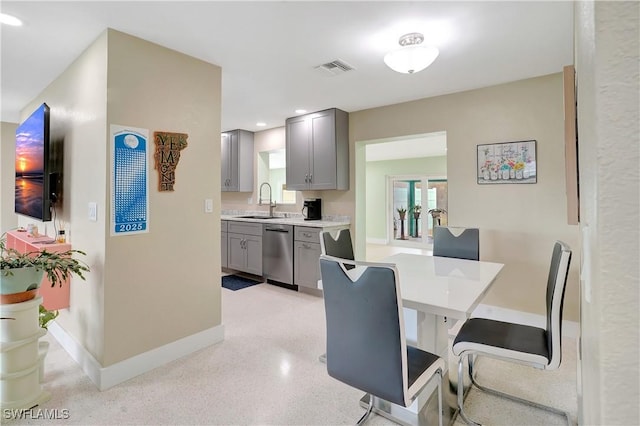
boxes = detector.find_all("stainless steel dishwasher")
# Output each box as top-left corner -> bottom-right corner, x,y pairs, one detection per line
262,224 -> 294,285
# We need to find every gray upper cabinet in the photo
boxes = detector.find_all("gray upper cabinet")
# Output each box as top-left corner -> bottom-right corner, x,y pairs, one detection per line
221,129 -> 254,192
285,108 -> 349,190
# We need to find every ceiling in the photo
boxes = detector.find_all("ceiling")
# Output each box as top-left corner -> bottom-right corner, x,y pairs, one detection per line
1,2 -> 574,132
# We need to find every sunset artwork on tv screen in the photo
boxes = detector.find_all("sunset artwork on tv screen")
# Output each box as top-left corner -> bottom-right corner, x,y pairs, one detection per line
15,103 -> 52,221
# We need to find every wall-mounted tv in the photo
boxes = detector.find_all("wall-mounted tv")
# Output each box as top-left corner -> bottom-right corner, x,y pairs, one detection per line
15,103 -> 54,221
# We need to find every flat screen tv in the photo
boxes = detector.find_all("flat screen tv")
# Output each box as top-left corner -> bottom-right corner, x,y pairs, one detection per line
15,103 -> 53,221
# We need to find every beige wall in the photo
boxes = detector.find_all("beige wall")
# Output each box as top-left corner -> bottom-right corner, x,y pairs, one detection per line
575,1 -> 640,424
103,30 -> 221,365
19,29 -> 222,367
1,121 -> 19,232
19,31 -> 110,361
322,73 -> 580,321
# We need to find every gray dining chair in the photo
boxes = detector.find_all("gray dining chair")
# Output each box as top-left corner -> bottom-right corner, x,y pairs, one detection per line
320,254 -> 445,425
320,228 -> 355,264
318,229 -> 355,363
433,226 -> 480,261
452,241 -> 572,425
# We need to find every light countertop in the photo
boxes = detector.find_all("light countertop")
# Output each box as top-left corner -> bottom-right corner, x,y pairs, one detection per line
221,214 -> 349,228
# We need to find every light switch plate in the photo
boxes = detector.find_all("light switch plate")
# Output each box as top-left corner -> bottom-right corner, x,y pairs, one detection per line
88,202 -> 98,222
205,199 -> 213,213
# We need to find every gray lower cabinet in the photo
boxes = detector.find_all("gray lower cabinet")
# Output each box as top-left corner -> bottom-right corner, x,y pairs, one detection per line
227,222 -> 262,275
294,227 -> 322,289
221,221 -> 228,268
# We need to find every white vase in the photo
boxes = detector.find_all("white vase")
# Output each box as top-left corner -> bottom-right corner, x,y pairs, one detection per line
516,170 -> 523,179
502,170 -> 509,180
510,169 -> 515,179
490,171 -> 498,180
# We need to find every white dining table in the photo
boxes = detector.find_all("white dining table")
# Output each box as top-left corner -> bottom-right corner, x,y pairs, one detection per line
361,253 -> 504,426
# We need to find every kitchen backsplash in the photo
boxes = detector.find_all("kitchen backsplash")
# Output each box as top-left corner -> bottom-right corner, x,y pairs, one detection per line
221,209 -> 350,223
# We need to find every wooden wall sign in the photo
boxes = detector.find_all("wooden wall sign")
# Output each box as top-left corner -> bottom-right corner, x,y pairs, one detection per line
153,131 -> 188,191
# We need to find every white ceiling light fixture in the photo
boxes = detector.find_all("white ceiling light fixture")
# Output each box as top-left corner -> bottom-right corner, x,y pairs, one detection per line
0,13 -> 23,26
256,122 -> 266,127
384,32 -> 439,74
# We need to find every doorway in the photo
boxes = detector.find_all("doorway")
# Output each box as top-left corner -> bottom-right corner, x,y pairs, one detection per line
389,176 -> 448,248
355,131 -> 447,258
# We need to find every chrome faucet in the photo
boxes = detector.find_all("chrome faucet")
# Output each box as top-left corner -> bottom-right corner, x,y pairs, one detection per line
258,182 -> 276,217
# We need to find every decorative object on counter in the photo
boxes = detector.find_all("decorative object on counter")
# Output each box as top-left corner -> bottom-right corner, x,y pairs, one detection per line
154,131 -> 188,192
111,125 -> 149,236
397,207 -> 407,240
1,232 -> 90,304
477,140 -> 537,184
56,220 -> 67,243
221,275 -> 262,291
411,205 -> 422,238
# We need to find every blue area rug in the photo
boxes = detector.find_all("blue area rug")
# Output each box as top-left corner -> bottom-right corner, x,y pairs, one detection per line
222,275 -> 262,291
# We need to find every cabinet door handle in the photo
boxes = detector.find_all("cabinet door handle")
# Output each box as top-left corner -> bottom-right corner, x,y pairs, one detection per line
309,173 -> 312,183
302,243 -> 310,249
303,232 -> 311,237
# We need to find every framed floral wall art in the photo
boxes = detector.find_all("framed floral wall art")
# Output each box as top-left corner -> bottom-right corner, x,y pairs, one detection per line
477,140 -> 537,184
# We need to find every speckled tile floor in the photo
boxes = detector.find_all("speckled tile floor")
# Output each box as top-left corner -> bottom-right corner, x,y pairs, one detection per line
4,276 -> 577,425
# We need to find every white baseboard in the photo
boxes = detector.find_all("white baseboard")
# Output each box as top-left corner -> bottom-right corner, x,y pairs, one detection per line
366,238 -> 388,245
448,303 -> 579,339
48,322 -> 225,391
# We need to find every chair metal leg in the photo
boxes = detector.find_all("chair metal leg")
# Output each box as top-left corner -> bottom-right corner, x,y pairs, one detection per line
436,369 -> 443,426
356,393 -> 374,425
464,354 -> 572,426
457,356 -> 481,426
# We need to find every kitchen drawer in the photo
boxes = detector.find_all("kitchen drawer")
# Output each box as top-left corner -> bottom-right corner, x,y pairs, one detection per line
294,240 -> 321,289
221,220 -> 228,232
294,226 -> 320,243
228,221 -> 262,236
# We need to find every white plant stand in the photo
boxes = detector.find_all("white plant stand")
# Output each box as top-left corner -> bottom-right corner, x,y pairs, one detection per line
0,296 -> 50,410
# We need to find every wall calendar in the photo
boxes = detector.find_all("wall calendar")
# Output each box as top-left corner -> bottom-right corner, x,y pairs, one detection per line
111,124 -> 149,236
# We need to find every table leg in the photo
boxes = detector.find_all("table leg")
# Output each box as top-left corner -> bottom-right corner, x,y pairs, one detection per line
357,310 -> 456,425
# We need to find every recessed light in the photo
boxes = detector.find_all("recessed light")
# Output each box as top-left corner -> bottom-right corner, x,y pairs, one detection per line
0,13 -> 23,26
256,122 -> 266,127
295,109 -> 307,114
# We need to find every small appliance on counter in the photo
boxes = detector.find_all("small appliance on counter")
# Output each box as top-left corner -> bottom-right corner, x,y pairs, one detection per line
302,198 -> 322,221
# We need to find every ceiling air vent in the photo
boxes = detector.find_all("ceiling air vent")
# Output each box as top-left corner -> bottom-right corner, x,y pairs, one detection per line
315,59 -> 355,76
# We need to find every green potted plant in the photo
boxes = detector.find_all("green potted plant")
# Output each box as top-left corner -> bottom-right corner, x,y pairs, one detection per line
39,304 -> 59,330
1,232 -> 90,304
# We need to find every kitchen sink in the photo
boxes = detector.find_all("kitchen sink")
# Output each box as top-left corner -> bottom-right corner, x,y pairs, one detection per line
236,215 -> 278,219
